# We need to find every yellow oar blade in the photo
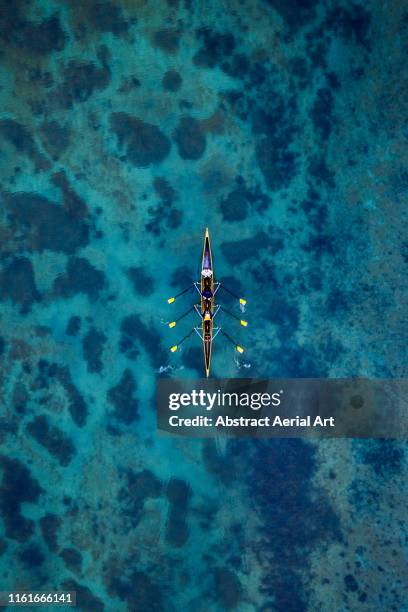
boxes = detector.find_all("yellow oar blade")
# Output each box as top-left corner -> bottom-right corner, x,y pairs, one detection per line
168,321 -> 176,328
167,297 -> 175,304
239,298 -> 246,306
236,345 -> 244,354
240,320 -> 248,327
170,345 -> 178,352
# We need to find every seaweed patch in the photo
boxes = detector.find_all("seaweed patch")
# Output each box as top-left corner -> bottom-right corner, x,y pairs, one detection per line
118,469 -> 162,526
165,478 -> 191,547
0,257 -> 40,313
61,580 -> 104,612
162,70 -> 182,92
0,456 -> 43,542
82,327 -> 107,373
27,415 -> 76,466
54,257 -> 106,300
0,6 -> 66,55
107,369 -> 139,425
0,119 -> 50,170
173,116 -> 206,160
110,113 -> 171,167
55,49 -> 111,108
126,266 -> 155,296
4,192 -> 90,254
39,513 -> 61,552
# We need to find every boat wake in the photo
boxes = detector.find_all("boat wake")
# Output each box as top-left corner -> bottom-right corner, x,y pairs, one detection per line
234,356 -> 251,370
156,364 -> 185,374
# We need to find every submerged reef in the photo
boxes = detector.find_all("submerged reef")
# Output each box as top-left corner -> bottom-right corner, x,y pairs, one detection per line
0,0 -> 407,610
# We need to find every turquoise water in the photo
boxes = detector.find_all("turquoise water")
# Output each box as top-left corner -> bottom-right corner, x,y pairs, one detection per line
0,0 -> 407,610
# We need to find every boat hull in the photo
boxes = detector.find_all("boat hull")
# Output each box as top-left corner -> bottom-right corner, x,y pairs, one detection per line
201,229 -> 214,377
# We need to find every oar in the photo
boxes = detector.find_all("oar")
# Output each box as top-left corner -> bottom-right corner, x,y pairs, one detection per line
167,285 -> 193,304
218,284 -> 246,305
221,330 -> 244,354
170,329 -> 195,353
168,306 -> 194,328
220,307 -> 248,327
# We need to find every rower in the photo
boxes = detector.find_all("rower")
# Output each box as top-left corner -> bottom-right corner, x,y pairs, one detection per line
201,276 -> 213,299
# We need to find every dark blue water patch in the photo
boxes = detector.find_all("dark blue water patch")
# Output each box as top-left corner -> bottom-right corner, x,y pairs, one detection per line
0,256 -> 40,313
85,1 -> 130,35
153,28 -> 181,54
173,116 -> 206,160
82,327 -> 106,373
165,479 -> 191,546
181,346 -> 202,374
120,314 -> 165,367
219,179 -> 270,222
301,193 -> 328,231
53,257 -> 106,300
3,191 -> 90,254
249,259 -> 278,289
27,415 -> 76,466
217,275 -> 244,305
61,580 -> 104,612
326,287 -> 349,313
261,569 -> 307,612
154,176 -> 176,205
0,337 -> 5,356
146,177 -> 183,235
222,53 -> 250,79
264,293 -> 299,333
105,569 -> 163,612
202,440 -> 232,485
0,539 -> 7,556
59,547 -> 82,572
353,440 -> 404,477
229,439 -> 341,609
40,120 -> 71,160
0,419 -> 18,445
0,455 -> 43,542
302,232 -> 336,259
256,136 -> 298,191
252,94 -> 297,140
54,364 -> 88,427
307,156 -> 336,187
18,542 -> 45,568
107,369 -> 139,425
401,242 -> 408,264
110,113 -> 171,167
325,4 -> 372,50
55,49 -> 111,108
193,28 -> 235,69
0,119 -> 49,170
51,171 -> 88,219
126,266 -> 155,296
118,469 -> 162,527
0,4 -> 66,55
221,231 -> 279,265
318,336 -> 345,363
170,267 -> 195,289
213,567 -> 242,610
350,478 -> 385,516
263,345 -> 328,377
312,88 -> 335,141
344,573 -> 359,592
66,315 -> 81,336
263,0 -> 317,30
39,513 -> 60,552
162,69 -> 182,91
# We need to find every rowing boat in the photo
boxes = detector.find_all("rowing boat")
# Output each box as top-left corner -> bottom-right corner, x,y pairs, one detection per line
167,228 -> 247,377
201,229 -> 214,377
